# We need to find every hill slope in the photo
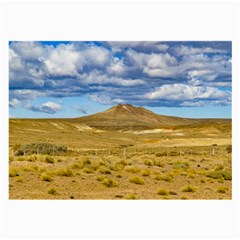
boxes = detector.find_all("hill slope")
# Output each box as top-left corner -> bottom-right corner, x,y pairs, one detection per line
71,104 -> 230,130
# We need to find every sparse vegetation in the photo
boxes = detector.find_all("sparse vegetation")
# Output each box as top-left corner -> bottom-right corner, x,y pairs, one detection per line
45,155 -> 55,164
102,178 -> 118,187
217,186 -> 228,193
41,173 -> 54,182
141,169 -> 151,176
129,176 -> 144,185
206,169 -> 232,180
181,185 -> 196,193
98,167 -> 111,174
157,188 -> 169,196
125,166 -> 140,173
9,167 -> 19,177
55,168 -> 73,177
144,159 -> 153,166
15,142 -> 68,156
82,168 -> 94,174
47,188 -> 58,195
9,110 -> 232,200
125,194 -> 138,200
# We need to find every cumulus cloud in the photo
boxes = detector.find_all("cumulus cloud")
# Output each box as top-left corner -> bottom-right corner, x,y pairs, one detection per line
9,98 -> 20,108
26,101 -> 62,114
9,41 -> 232,110
145,84 -> 230,102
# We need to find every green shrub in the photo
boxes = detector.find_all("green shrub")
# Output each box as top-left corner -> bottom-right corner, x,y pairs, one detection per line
154,160 -> 165,168
83,168 -> 94,174
217,177 -> 224,183
214,165 -> 224,171
125,194 -> 138,200
16,176 -> 23,182
154,174 -> 172,182
155,152 -> 167,157
98,167 -> 111,175
157,188 -> 169,196
141,169 -> 151,176
129,176 -> 144,185
55,168 -> 73,177
41,173 -> 53,182
102,178 -> 118,187
47,188 -> 58,195
206,169 -> 232,181
217,186 -> 228,193
9,167 -> 19,177
226,145 -> 232,153
181,185 -> 196,193
169,191 -> 177,195
96,175 -> 105,181
173,162 -> 189,170
70,163 -> 82,169
15,142 -> 68,156
45,156 -> 55,164
144,159 -> 153,166
125,166 -> 140,173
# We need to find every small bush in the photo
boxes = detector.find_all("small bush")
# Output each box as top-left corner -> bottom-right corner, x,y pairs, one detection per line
96,175 -> 105,181
217,186 -> 228,193
129,176 -> 144,185
173,162 -> 189,170
141,169 -> 151,176
15,142 -> 68,156
47,188 -> 58,195
144,159 -> 153,166
102,178 -> 118,187
157,188 -> 169,196
206,169 -> 232,181
226,145 -> 232,153
97,160 -> 107,167
214,165 -> 224,171
83,168 -> 94,174
9,167 -> 19,177
55,168 -> 73,177
154,174 -> 172,182
41,173 -> 53,182
70,163 -> 82,169
116,174 -> 122,178
154,160 -> 165,168
125,194 -> 138,200
181,185 -> 196,193
217,177 -> 224,183
16,176 -> 23,182
81,158 -> 92,167
45,156 -> 55,164
200,179 -> 206,183
155,152 -> 167,157
169,191 -> 177,195
98,167 -> 111,175
125,166 -> 140,173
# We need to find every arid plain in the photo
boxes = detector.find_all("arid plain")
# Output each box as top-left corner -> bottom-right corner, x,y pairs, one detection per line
9,104 -> 232,200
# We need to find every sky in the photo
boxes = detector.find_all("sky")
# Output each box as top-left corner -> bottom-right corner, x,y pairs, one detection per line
9,41 -> 232,119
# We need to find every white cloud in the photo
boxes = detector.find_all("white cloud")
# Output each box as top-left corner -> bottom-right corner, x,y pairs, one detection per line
26,101 -> 62,114
9,98 -> 20,108
173,46 -> 227,56
12,89 -> 44,100
145,84 -> 230,101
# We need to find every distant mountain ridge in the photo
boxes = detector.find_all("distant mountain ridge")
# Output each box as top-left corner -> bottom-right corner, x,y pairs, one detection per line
71,104 -> 230,130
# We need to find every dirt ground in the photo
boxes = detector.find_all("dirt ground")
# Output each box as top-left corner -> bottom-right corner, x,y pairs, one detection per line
9,123 -> 232,200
